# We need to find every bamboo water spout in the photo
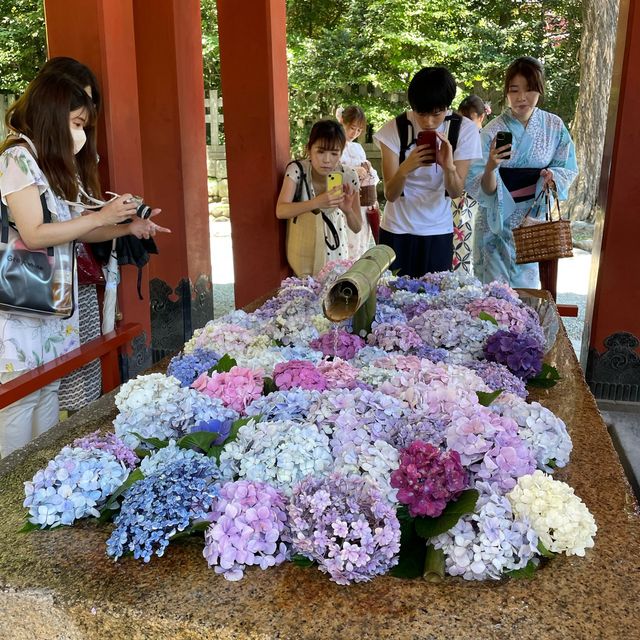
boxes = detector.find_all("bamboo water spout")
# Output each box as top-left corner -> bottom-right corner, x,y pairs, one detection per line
322,246 -> 395,327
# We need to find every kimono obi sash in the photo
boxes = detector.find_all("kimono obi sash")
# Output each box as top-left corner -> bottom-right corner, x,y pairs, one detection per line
499,167 -> 541,203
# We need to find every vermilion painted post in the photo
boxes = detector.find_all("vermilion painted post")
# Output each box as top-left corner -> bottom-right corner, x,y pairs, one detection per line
217,0 -> 291,308
44,0 -> 152,381
584,0 -> 640,379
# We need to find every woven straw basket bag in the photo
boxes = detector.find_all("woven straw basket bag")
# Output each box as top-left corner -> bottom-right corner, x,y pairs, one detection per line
513,182 -> 573,264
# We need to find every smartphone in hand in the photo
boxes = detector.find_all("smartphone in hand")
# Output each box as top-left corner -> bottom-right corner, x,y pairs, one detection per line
327,172 -> 343,192
495,131 -> 513,159
416,130 -> 437,165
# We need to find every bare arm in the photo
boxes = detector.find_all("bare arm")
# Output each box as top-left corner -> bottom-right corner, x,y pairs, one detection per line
340,184 -> 362,233
276,174 -> 343,220
379,142 -> 433,202
6,186 -> 169,248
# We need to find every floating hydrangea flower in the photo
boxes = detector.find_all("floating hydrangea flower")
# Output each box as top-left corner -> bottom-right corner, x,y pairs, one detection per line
483,329 -> 544,380
24,447 -> 129,528
482,281 -> 520,303
410,308 -> 496,363
310,329 -> 365,360
391,276 -> 440,295
219,419 -> 333,495
446,408 -> 536,493
316,358 -> 362,390
73,430 -> 139,469
367,322 -> 423,352
432,483 -> 539,580
463,361 -> 528,399
315,259 -> 353,286
273,359 -> 328,391
507,471 -> 597,556
192,366 -> 264,413
288,473 -> 400,585
184,323 -> 255,358
308,388 -> 406,442
391,441 -> 467,517
490,394 -> 572,471
114,374 -> 237,448
331,427 -> 400,503
167,348 -> 220,387
465,296 -> 534,335
106,456 -> 219,563
139,440 -> 208,476
245,388 -> 320,422
203,480 -> 290,581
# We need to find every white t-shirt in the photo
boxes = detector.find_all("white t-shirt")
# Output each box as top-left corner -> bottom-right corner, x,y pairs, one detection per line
374,110 -> 482,236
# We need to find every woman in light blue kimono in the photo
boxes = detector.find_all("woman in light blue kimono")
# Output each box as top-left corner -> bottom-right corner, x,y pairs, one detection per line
467,57 -> 578,287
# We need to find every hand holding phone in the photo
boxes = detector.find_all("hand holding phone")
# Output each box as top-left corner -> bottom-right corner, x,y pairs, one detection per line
495,131 -> 512,160
416,130 -> 437,166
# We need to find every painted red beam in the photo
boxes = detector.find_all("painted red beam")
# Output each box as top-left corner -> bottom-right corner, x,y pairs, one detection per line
0,323 -> 142,409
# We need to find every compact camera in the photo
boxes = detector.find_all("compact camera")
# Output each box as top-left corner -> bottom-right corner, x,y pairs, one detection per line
126,195 -> 153,220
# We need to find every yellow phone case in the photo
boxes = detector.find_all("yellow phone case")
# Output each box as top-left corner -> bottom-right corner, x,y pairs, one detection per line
327,172 -> 343,192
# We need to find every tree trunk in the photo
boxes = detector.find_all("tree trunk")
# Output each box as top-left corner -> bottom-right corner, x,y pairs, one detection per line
566,0 -> 619,222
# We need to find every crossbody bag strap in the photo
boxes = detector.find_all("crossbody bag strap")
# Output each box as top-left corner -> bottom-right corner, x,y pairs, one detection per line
0,186 -> 54,256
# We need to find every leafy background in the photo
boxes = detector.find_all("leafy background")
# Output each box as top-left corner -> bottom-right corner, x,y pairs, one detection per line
1,0 -> 581,153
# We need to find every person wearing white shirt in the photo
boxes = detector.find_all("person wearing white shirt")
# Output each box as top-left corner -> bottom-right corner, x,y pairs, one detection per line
374,67 -> 482,277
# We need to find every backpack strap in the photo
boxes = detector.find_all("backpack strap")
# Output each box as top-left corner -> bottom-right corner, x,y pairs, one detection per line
445,112 -> 462,153
396,112 -> 416,198
395,112 -> 416,165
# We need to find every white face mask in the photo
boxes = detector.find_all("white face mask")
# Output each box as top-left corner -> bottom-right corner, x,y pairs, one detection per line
71,128 -> 87,155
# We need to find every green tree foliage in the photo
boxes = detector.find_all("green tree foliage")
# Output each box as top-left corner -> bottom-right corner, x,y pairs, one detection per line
0,0 -> 46,94
285,0 -> 582,150
2,0 -> 581,154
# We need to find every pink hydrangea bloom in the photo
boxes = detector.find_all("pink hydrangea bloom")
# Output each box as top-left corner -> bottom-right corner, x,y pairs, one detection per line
316,358 -> 361,390
273,360 -> 328,391
192,366 -> 264,413
391,440 -> 468,517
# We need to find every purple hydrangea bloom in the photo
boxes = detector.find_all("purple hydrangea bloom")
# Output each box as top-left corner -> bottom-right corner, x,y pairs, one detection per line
288,473 -> 400,585
167,348 -> 220,387
390,441 -> 468,517
483,329 -> 544,380
203,480 -> 290,581
367,322 -> 423,352
446,409 -> 536,493
73,430 -> 139,469
414,344 -> 450,364
463,361 -> 528,399
310,329 -> 365,360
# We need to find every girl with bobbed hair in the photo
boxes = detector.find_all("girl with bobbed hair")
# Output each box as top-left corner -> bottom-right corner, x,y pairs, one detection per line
276,119 -> 361,277
466,56 -> 578,287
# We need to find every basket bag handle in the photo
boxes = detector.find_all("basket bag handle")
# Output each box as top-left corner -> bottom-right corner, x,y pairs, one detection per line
520,180 -> 562,225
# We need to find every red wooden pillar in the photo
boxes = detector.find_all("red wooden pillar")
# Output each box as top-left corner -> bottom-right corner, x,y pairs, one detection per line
132,0 -> 213,359
44,0 -> 212,370
217,0 -> 291,308
44,0 -> 152,378
584,0 -> 640,402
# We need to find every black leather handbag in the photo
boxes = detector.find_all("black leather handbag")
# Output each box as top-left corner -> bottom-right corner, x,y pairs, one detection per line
0,188 -> 75,319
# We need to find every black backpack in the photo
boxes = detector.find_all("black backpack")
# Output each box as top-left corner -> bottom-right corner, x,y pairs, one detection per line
395,111 -> 462,197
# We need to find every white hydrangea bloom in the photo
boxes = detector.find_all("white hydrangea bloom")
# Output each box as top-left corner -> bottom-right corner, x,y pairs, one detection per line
507,471 -> 597,556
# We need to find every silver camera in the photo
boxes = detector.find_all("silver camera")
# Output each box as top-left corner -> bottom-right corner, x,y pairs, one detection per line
127,195 -> 153,220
